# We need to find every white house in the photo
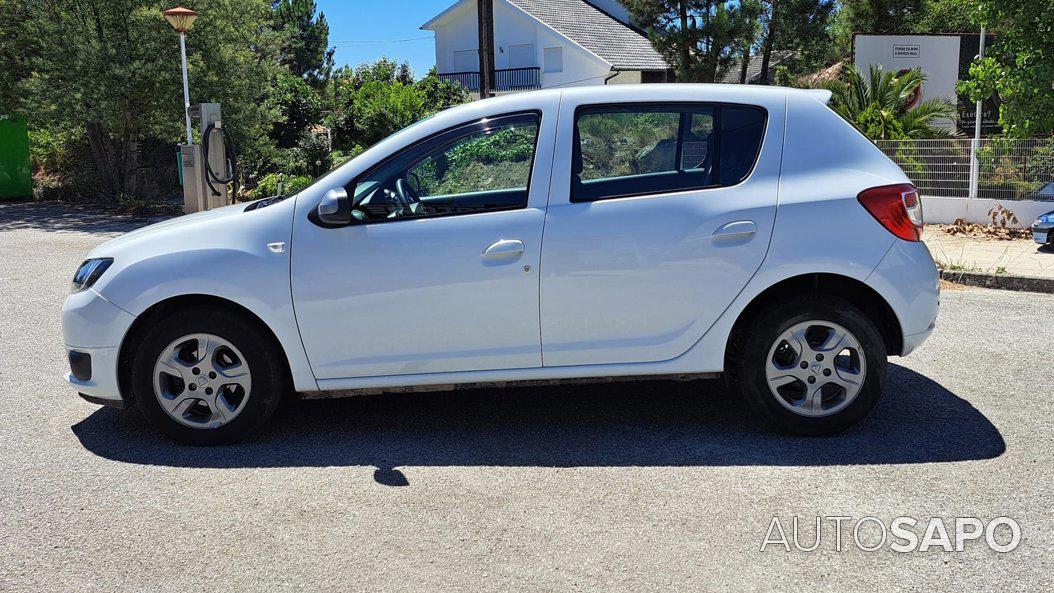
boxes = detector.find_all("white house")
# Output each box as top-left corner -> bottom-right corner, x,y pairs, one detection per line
421,0 -> 670,93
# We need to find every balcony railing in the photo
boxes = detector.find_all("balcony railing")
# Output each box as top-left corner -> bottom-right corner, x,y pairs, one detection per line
438,71 -> 481,91
438,67 -> 541,92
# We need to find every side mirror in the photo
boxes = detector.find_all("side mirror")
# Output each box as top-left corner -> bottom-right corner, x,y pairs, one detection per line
316,188 -> 352,225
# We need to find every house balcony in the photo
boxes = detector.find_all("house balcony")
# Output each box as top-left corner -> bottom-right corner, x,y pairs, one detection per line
438,67 -> 541,93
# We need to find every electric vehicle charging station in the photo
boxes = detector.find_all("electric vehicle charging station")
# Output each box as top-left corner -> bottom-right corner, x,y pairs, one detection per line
179,102 -> 237,213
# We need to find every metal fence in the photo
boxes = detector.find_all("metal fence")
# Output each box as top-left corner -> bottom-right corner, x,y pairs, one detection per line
875,138 -> 1054,201
437,67 -> 541,93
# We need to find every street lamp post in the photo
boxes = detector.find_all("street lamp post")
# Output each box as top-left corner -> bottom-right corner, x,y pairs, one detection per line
163,6 -> 199,146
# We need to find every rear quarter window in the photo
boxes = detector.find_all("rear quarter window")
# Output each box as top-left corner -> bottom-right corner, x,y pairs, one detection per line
571,103 -> 766,202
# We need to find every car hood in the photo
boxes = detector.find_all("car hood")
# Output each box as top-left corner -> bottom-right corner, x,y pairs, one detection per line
87,202 -> 247,258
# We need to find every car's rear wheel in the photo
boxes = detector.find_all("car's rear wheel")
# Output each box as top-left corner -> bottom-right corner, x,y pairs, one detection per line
727,294 -> 887,435
131,307 -> 286,445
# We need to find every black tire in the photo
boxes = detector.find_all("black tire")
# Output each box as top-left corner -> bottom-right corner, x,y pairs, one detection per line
726,294 -> 887,436
130,306 -> 287,445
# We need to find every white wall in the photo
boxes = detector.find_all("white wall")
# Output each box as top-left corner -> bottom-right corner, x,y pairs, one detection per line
853,35 -> 960,130
429,0 -> 613,89
533,23 -> 611,88
923,196 -> 1052,227
606,70 -> 642,84
432,1 -> 478,74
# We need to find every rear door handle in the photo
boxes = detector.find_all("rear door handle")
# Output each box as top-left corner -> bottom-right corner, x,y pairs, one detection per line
712,220 -> 757,239
482,239 -> 525,257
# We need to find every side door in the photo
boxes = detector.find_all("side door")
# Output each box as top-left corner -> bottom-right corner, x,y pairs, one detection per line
539,95 -> 785,367
291,111 -> 550,380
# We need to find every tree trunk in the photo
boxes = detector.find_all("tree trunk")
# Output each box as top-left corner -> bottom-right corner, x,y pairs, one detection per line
758,1 -> 777,85
739,45 -> 751,84
120,112 -> 139,197
85,119 -> 139,198
85,121 -> 118,196
701,0 -> 720,82
678,1 -> 691,81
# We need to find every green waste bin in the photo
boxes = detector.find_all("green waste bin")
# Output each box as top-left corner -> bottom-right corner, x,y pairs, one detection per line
0,114 -> 33,199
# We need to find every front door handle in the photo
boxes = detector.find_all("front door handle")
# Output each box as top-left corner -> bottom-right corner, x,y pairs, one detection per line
712,220 -> 757,239
482,239 -> 525,257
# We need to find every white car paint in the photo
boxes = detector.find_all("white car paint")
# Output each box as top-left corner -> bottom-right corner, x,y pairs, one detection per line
62,84 -> 938,406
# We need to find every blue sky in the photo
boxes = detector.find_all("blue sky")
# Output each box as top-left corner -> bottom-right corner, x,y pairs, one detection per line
318,0 -> 452,77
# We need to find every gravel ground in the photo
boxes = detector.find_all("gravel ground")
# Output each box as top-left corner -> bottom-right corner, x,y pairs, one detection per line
1,201 -> 1052,592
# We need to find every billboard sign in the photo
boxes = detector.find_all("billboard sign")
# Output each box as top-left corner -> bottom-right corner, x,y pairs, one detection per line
854,34 -> 1000,136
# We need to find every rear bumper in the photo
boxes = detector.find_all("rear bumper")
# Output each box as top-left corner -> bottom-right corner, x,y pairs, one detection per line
866,239 -> 940,356
61,288 -> 136,406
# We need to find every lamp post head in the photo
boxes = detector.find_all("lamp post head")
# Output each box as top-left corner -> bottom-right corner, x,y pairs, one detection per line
163,6 -> 198,33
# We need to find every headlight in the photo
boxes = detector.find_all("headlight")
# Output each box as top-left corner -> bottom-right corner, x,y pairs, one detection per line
71,258 -> 113,293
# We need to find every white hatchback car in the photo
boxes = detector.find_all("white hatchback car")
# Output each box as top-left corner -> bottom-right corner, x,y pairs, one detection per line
62,84 -> 939,444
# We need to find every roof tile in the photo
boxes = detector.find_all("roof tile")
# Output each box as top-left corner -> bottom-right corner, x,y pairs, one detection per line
507,0 -> 669,71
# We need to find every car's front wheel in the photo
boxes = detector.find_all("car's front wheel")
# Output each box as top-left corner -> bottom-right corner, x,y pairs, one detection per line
727,294 -> 887,435
130,307 -> 286,445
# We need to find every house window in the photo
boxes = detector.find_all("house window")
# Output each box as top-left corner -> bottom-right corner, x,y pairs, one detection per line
543,47 -> 563,73
508,44 -> 535,69
452,50 -> 476,72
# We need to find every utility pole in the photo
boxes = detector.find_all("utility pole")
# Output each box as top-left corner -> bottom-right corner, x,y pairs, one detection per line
477,0 -> 495,98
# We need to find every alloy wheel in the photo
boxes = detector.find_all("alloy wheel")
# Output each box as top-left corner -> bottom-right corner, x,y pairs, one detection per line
152,333 -> 252,429
764,320 -> 867,417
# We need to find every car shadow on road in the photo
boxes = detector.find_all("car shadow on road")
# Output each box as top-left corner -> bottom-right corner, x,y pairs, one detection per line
72,363 -> 1005,484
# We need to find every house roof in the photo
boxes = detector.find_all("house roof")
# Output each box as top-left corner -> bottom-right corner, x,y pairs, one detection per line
719,50 -> 797,84
508,0 -> 668,70
422,0 -> 669,72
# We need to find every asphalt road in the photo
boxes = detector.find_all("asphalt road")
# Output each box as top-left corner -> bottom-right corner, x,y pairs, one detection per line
1,201 -> 1051,592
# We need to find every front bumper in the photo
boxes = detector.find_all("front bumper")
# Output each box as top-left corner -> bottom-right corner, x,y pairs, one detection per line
62,288 -> 137,405
1032,220 -> 1052,245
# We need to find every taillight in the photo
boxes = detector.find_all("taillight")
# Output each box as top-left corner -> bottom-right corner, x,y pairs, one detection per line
857,184 -> 924,241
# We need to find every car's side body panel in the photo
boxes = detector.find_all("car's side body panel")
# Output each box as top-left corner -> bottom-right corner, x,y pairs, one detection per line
82,198 -> 319,392
865,239 -> 940,355
311,87 -> 935,392
538,86 -> 786,366
289,93 -> 561,379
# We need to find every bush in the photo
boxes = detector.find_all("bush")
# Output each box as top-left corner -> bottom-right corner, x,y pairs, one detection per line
329,145 -> 363,170
253,172 -> 313,198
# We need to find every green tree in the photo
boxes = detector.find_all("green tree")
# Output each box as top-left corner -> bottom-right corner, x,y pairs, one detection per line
756,0 -> 836,84
913,0 -> 975,33
838,0 -> 924,34
958,0 -> 1054,137
352,80 -> 425,148
826,65 -> 957,139
325,60 -> 467,152
272,0 -> 334,86
624,0 -> 759,82
268,72 -> 323,148
6,0 -> 283,198
416,68 -> 471,113
0,0 -> 33,115
829,0 -> 925,53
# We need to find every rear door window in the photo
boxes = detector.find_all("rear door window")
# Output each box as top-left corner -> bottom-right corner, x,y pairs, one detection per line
571,103 -> 765,202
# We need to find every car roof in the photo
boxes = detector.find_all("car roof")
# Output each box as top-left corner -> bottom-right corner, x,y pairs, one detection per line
466,83 -> 827,107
